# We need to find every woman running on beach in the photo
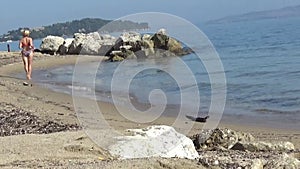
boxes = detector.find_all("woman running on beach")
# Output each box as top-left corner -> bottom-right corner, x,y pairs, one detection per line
19,30 -> 34,80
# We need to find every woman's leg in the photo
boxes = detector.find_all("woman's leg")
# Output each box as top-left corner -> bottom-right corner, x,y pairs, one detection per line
22,55 -> 29,79
27,53 -> 33,80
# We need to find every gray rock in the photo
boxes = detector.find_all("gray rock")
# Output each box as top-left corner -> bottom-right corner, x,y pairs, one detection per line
68,33 -> 85,54
167,37 -> 183,54
98,34 -> 116,55
57,42 -> 68,55
141,34 -> 155,57
68,32 -> 116,55
117,31 -> 142,52
119,31 -> 141,44
157,28 -> 167,35
142,34 -> 152,41
107,45 -> 138,61
192,128 -> 255,150
40,36 -> 65,54
81,32 -> 102,55
149,29 -> 192,57
151,32 -> 169,50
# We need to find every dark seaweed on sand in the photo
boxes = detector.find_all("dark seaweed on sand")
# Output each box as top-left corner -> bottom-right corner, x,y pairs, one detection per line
0,103 -> 81,137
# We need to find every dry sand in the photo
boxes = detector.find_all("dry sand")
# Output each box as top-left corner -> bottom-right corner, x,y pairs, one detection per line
0,51 -> 299,168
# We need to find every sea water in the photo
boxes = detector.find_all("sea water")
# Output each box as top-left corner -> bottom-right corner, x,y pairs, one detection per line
0,39 -> 42,51
15,16 -> 300,128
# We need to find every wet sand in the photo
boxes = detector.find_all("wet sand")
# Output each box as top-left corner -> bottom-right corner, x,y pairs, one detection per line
0,51 -> 299,168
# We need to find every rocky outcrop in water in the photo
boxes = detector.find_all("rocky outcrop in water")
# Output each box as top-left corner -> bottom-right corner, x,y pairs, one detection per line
38,29 -> 193,59
108,29 -> 193,61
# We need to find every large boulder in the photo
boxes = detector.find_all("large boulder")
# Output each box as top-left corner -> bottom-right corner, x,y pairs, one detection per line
150,29 -> 188,56
68,32 -> 116,55
108,125 -> 199,160
107,32 -> 142,60
118,31 -> 142,52
151,32 -> 169,50
56,38 -> 74,55
167,37 -> 183,54
98,34 -> 116,55
57,43 -> 68,55
81,32 -> 102,55
40,36 -> 65,54
68,33 -> 86,54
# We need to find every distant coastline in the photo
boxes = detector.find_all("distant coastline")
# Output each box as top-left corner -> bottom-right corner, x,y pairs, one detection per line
0,18 -> 149,42
207,4 -> 300,24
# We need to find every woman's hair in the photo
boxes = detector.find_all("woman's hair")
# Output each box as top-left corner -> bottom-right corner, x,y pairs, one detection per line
23,30 -> 30,36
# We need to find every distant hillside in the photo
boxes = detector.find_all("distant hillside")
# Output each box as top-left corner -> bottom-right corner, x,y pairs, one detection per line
0,18 -> 149,42
208,5 -> 300,24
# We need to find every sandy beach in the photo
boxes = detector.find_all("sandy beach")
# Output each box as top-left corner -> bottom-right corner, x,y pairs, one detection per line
0,51 -> 299,168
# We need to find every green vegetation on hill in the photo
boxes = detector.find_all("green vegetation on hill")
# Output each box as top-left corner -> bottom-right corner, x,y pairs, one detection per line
0,18 -> 149,42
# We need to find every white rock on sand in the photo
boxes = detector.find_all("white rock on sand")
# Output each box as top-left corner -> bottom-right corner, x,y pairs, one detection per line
40,35 -> 65,52
108,125 -> 199,160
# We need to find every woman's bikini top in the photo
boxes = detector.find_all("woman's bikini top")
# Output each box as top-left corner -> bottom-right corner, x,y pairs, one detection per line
21,37 -> 32,49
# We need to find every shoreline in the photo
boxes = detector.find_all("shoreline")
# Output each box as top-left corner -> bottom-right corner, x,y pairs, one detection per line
0,51 -> 299,168
8,51 -> 299,131
1,51 -> 299,135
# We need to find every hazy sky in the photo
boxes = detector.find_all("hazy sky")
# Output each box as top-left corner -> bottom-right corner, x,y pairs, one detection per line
1,0 -> 299,34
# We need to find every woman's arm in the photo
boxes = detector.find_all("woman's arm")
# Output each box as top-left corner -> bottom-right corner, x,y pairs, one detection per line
29,38 -> 34,49
19,39 -> 23,49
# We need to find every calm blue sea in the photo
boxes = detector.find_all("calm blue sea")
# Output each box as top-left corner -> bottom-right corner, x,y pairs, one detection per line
13,16 -> 300,128
0,39 -> 42,51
